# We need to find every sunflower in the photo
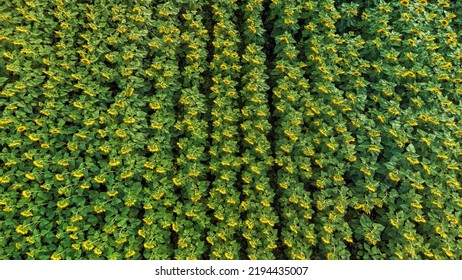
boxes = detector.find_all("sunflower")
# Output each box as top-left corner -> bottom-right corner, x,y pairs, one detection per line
400,0 -> 410,7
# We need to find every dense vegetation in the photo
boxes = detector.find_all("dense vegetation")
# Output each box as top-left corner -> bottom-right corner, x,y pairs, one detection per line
1,0 -> 461,260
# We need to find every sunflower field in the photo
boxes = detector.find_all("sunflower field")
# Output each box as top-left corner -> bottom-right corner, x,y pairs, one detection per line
1,0 -> 462,260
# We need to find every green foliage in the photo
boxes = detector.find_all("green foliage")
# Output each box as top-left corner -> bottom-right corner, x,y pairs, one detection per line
0,0 -> 461,260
